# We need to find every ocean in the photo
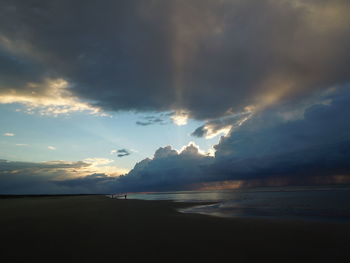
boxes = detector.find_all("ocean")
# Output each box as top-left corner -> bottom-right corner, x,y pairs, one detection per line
126,185 -> 350,222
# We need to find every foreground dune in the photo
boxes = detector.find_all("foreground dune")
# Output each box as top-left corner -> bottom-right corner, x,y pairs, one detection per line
1,195 -> 349,262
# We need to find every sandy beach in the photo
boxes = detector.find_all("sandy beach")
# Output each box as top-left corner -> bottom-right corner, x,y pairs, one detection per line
1,195 -> 349,262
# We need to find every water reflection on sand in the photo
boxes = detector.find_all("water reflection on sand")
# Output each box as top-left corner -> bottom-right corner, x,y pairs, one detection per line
128,185 -> 350,222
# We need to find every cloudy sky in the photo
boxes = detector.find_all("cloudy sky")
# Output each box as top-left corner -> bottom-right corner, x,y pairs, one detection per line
1,0 -> 350,194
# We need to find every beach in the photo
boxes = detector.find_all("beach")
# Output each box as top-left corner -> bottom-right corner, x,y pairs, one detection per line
1,195 -> 350,262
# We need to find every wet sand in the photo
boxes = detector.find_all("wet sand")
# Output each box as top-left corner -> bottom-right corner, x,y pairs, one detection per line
1,195 -> 350,262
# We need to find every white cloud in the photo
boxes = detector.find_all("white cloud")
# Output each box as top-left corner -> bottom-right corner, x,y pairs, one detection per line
171,111 -> 188,126
48,146 -> 56,150
3,133 -> 15,136
203,125 -> 232,139
83,158 -> 114,166
178,141 -> 213,156
0,78 -> 105,116
191,110 -> 253,139
82,157 -> 128,177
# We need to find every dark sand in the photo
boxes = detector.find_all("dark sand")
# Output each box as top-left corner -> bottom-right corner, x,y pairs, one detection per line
1,195 -> 350,262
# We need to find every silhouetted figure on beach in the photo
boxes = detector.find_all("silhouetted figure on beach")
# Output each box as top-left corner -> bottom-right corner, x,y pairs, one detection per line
124,194 -> 127,199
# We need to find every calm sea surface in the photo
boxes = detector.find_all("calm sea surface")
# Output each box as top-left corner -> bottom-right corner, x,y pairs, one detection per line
126,185 -> 350,222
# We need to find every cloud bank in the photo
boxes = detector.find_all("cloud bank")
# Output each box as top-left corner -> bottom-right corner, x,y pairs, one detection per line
119,86 -> 350,191
0,159 -> 124,194
3,87 -> 349,194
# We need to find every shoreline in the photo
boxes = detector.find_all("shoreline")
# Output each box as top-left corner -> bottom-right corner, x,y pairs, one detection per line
2,195 -> 350,262
179,202 -> 350,224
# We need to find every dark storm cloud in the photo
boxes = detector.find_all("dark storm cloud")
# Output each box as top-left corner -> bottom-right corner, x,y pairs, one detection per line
215,87 -> 350,161
1,1 -> 350,119
0,47 -> 44,90
0,0 -> 174,111
118,86 -> 350,191
210,86 -> 350,181
115,144 -> 214,192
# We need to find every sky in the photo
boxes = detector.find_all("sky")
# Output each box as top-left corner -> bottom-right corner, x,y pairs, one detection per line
1,0 -> 350,194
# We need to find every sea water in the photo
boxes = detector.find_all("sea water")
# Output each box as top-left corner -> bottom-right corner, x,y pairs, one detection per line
127,185 -> 350,222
